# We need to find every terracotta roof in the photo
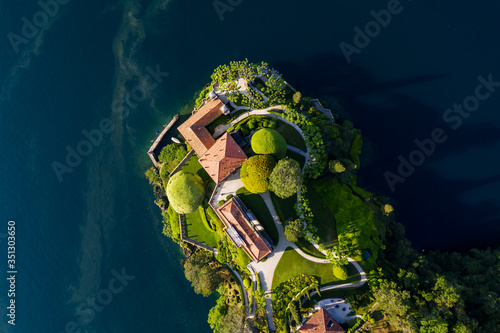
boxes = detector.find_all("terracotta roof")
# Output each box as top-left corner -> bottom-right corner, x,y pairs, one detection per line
298,308 -> 345,333
199,133 -> 247,184
217,198 -> 272,262
178,99 -> 224,156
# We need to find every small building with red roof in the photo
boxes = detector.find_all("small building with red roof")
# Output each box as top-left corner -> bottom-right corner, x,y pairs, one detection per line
217,197 -> 272,262
198,133 -> 247,184
298,308 -> 345,333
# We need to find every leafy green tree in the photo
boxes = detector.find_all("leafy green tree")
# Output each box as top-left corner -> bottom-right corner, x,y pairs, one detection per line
251,128 -> 287,159
268,157 -> 303,198
289,301 -> 302,325
284,219 -> 304,242
419,311 -> 448,333
293,91 -> 302,104
240,155 -> 276,194
166,171 -> 205,214
158,144 -> 187,164
329,160 -> 346,174
184,250 -> 222,297
332,262 -> 349,280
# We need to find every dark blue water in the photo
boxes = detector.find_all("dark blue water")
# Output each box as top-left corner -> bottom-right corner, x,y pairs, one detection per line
0,0 -> 499,332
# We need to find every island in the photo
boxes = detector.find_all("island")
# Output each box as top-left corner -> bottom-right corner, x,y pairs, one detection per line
145,60 -> 500,333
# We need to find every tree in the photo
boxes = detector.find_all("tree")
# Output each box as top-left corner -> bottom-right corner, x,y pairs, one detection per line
166,171 -> 205,214
184,250 -> 223,297
240,155 -> 276,194
329,160 -> 346,174
268,157 -> 303,198
284,219 -> 304,242
332,262 -> 349,280
289,301 -> 302,325
251,128 -> 287,159
158,143 -> 187,164
293,91 -> 302,105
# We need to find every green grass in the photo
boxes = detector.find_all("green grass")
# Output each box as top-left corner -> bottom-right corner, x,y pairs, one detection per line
295,237 -> 326,259
180,155 -> 211,185
185,207 -> 220,248
274,120 -> 307,151
236,188 -> 279,245
285,150 -> 306,168
305,184 -> 338,248
270,192 -> 298,223
349,133 -> 363,167
312,175 -> 383,262
271,247 -> 360,291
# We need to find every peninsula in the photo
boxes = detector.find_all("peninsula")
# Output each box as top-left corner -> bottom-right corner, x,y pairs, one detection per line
145,60 -> 500,333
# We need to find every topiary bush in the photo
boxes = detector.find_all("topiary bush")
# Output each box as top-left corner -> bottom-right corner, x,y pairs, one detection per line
240,155 -> 277,194
251,128 -> 287,159
166,171 -> 205,214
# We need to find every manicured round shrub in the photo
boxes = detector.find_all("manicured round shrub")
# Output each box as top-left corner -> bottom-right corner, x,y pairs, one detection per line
240,155 -> 276,194
166,171 -> 205,214
251,128 -> 287,159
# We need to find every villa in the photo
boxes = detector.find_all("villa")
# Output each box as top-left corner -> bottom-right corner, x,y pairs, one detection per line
198,133 -> 247,184
298,308 -> 345,333
217,197 -> 272,262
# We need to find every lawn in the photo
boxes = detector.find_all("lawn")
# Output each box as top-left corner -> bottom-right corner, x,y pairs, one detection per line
295,237 -> 326,259
185,206 -> 220,248
312,175 -> 383,262
236,187 -> 279,245
274,120 -> 307,151
271,247 -> 360,291
180,155 -> 211,185
305,184 -> 338,248
270,192 -> 298,223
285,150 -> 306,168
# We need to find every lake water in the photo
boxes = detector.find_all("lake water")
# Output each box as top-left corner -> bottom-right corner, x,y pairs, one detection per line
0,0 -> 499,332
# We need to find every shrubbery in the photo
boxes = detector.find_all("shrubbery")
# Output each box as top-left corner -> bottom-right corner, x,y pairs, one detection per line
251,128 -> 287,159
268,157 -> 303,199
158,143 -> 187,164
166,171 -> 205,214
240,155 -> 277,194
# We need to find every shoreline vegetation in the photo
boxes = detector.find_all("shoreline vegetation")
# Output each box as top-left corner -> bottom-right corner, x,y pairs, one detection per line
145,60 -> 500,333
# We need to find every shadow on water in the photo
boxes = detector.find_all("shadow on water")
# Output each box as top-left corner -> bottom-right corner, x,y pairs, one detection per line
272,53 -> 500,252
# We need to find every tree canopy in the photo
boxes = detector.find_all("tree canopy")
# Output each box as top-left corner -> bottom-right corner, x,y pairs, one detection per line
240,155 -> 276,194
284,219 -> 304,243
184,250 -> 223,297
166,171 -> 205,214
268,157 -> 303,199
251,128 -> 287,160
159,143 -> 187,164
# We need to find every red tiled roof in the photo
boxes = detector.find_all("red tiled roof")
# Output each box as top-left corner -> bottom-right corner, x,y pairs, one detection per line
199,133 -> 247,184
217,198 -> 272,262
298,308 -> 345,333
178,99 -> 223,156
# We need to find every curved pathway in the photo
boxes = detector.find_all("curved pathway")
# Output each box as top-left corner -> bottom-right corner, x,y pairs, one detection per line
250,192 -> 367,332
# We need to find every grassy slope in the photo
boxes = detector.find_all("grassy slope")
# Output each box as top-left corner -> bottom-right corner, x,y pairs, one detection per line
272,247 -> 360,291
312,175 -> 382,262
274,120 -> 307,151
185,207 -> 220,248
306,184 -> 338,248
270,192 -> 298,223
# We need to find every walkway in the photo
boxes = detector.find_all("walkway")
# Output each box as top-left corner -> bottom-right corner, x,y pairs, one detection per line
286,145 -> 307,157
247,264 -> 258,318
227,265 -> 249,315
